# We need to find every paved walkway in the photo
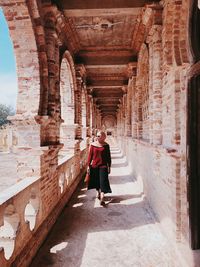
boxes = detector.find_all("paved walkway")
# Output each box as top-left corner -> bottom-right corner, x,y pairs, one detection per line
30,142 -> 174,267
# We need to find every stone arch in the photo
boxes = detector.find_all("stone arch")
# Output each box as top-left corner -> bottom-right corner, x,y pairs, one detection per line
0,204 -> 20,260
1,0 -> 46,116
24,188 -> 39,231
60,51 -> 76,125
59,51 -> 77,156
102,115 -> 116,135
162,0 -> 193,67
59,172 -> 65,194
136,43 -> 150,141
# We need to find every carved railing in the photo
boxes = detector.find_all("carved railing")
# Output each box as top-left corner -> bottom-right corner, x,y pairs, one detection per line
0,148 -> 87,267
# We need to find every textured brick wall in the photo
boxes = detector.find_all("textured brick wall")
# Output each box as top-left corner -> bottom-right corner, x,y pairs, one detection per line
1,0 -> 199,266
0,0 -> 42,115
117,1 -> 199,266
0,1 -> 89,266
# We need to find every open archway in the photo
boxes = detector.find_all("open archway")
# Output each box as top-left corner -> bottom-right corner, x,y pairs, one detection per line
59,51 -> 76,157
0,9 -> 17,110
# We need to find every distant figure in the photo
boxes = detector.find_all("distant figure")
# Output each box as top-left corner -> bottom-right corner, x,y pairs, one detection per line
87,131 -> 112,205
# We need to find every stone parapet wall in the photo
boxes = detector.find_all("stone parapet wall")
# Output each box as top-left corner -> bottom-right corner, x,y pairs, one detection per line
0,149 -> 87,267
118,137 -> 199,267
122,138 -> 180,239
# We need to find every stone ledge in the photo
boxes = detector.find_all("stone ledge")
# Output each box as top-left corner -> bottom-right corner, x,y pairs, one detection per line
0,176 -> 40,205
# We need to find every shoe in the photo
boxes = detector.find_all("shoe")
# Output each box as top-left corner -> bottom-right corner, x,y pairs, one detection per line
100,198 -> 105,206
96,191 -> 100,199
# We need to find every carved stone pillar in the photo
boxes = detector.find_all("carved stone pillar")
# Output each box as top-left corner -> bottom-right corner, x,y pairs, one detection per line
75,64 -> 86,151
147,25 -> 162,145
86,92 -> 92,138
126,62 -> 137,137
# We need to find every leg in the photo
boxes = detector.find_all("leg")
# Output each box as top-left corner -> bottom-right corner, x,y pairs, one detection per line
100,191 -> 105,205
96,189 -> 100,199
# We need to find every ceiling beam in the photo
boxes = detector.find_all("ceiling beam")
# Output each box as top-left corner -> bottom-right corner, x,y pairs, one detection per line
86,64 -> 127,69
96,99 -> 120,104
100,111 -> 118,114
93,92 -> 123,97
99,104 -> 118,107
87,86 -> 122,89
58,0 -> 157,8
76,54 -> 136,65
87,79 -> 128,86
64,8 -> 141,17
94,95 -> 121,102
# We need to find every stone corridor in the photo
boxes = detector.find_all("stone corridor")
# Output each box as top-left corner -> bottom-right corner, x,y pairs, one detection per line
1,0 -> 200,266
30,139 -> 174,267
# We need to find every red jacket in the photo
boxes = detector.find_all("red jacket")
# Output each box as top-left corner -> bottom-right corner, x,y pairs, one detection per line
88,143 -> 111,168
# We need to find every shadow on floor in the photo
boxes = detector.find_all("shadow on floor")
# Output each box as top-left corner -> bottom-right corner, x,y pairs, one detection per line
30,179 -> 155,267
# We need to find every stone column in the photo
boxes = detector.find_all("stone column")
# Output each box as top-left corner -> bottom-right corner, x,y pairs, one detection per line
122,90 -> 127,138
96,108 -> 101,130
10,116 -> 43,181
86,93 -> 92,138
147,25 -> 163,145
75,65 -> 86,139
126,63 -> 137,137
92,100 -> 99,130
75,65 -> 86,151
131,75 -> 137,139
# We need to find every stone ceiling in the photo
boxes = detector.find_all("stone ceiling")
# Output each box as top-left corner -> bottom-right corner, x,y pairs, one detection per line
53,0 -> 160,117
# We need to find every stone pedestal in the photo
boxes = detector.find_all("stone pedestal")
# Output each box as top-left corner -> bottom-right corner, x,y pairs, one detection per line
9,115 -> 42,181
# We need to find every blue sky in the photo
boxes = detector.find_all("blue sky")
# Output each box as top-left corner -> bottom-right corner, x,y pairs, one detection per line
0,8 -> 17,109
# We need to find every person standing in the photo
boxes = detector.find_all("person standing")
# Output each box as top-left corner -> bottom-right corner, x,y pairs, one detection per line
87,131 -> 112,205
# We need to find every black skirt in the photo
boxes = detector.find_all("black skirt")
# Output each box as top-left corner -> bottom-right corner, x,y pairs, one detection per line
87,167 -> 112,194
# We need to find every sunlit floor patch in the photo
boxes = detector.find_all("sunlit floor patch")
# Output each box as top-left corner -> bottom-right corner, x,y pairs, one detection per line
50,242 -> 68,254
77,194 -> 86,198
30,142 -> 175,267
72,202 -> 83,208
80,227 -> 173,267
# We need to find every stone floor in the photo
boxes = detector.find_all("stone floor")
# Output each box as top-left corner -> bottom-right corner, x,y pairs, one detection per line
30,142 -> 175,267
0,152 -> 17,192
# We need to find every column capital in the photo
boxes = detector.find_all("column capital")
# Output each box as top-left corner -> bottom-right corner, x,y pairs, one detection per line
122,86 -> 128,95
87,88 -> 93,96
146,24 -> 162,44
126,62 -> 137,78
75,64 -> 86,78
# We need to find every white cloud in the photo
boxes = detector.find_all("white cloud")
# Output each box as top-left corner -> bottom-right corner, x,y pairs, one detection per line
0,73 -> 17,109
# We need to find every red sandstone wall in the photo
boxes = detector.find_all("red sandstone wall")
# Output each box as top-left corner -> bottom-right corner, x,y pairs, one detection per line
117,1 -> 200,266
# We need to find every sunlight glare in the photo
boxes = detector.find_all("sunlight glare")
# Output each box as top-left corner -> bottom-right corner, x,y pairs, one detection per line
50,242 -> 68,254
77,194 -> 86,198
72,202 -> 83,208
